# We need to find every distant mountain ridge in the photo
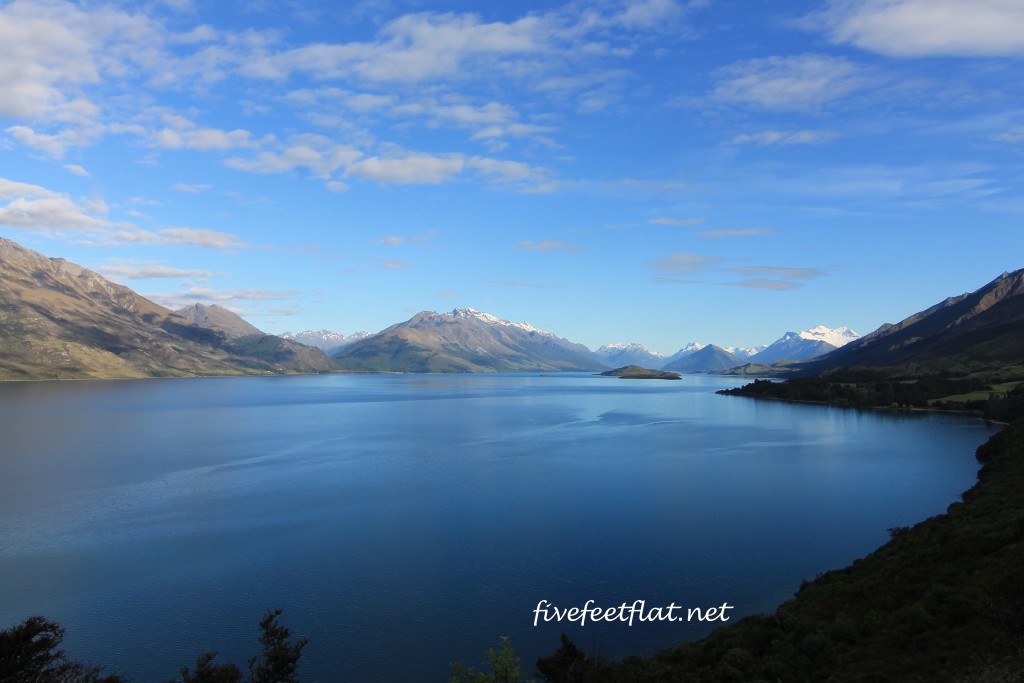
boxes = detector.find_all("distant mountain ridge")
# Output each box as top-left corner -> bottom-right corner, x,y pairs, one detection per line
281,329 -> 372,353
333,307 -> 608,373
750,326 -> 860,365
595,343 -> 665,369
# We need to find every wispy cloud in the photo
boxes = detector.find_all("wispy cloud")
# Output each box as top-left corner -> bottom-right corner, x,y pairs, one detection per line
694,228 -> 777,238
649,217 -> 705,226
711,54 -> 865,111
515,240 -> 583,254
995,127 -> 1024,144
64,164 -> 89,177
731,279 -> 801,290
145,287 -> 300,311
727,266 -> 824,279
648,251 -> 722,272
172,182 -> 213,193
815,0 -> 1024,58
105,227 -> 248,250
366,258 -> 410,270
378,236 -> 404,245
96,259 -> 219,280
654,276 -> 703,285
489,280 -> 565,289
730,130 -> 837,146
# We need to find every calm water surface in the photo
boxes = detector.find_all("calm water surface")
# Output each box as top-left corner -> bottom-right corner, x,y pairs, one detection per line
0,374 -> 1001,681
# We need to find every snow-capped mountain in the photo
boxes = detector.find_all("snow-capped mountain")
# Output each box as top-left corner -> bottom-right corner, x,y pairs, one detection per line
596,343 -> 666,368
796,325 -> 860,349
750,326 -> 861,364
724,345 -> 767,360
661,342 -> 706,367
333,308 -> 608,373
281,329 -> 372,353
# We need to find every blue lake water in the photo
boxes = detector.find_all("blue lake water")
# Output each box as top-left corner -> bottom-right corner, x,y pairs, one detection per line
0,373 -> 1001,681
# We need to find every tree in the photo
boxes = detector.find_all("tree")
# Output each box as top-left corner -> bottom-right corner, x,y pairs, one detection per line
247,609 -> 309,683
450,636 -> 534,683
0,615 -> 127,683
173,652 -> 243,683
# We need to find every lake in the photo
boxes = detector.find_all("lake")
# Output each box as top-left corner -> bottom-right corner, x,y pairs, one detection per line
0,373 -> 1001,681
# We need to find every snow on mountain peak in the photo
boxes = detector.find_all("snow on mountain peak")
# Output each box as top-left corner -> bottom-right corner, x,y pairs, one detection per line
597,342 -> 663,357
446,308 -> 551,336
797,325 -> 860,348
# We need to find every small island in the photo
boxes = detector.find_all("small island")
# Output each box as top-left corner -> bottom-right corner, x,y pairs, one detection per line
598,365 -> 682,380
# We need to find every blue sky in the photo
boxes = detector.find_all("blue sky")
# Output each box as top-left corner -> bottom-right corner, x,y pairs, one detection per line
2,0 -> 1023,354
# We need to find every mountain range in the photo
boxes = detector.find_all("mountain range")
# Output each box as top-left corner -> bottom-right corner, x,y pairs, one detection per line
4,237 -> 1016,380
332,308 -> 608,373
595,343 -> 665,369
280,329 -> 372,354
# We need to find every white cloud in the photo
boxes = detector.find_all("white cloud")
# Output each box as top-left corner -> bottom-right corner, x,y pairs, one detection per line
346,92 -> 396,112
467,156 -> 547,183
64,164 -> 90,177
96,259 -> 218,280
712,54 -> 865,111
818,0 -> 1024,57
0,178 -> 55,198
155,126 -> 264,151
0,195 -> 110,232
129,196 -> 162,206
0,177 -> 111,233
378,236 -> 404,245
145,287 -> 299,310
730,130 -> 838,146
347,153 -> 465,184
227,135 -> 362,178
6,125 -> 98,158
618,0 -> 684,29
100,226 -> 248,249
